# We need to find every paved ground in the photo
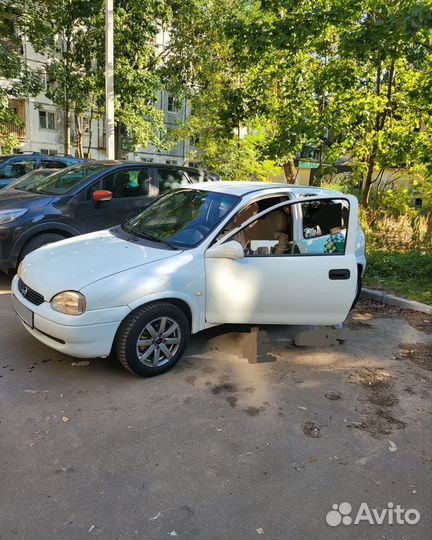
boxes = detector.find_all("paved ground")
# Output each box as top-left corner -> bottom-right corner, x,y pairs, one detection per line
1,273 -> 431,540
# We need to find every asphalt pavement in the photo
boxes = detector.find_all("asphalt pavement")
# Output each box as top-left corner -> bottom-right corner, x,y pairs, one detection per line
1,273 -> 431,540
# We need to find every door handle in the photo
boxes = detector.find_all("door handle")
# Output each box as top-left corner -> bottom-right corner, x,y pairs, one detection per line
329,269 -> 351,280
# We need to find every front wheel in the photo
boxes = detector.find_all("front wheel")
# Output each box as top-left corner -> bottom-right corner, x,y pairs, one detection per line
114,302 -> 190,377
19,233 -> 66,264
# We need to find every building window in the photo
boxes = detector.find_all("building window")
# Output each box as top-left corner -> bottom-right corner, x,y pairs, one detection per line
190,136 -> 200,146
41,149 -> 58,156
167,95 -> 179,113
39,110 -> 55,130
166,159 -> 178,165
82,116 -> 90,134
141,157 -> 153,163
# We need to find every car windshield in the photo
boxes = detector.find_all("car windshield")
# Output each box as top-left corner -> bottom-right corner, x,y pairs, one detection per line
122,189 -> 240,249
5,169 -> 57,191
18,163 -> 106,194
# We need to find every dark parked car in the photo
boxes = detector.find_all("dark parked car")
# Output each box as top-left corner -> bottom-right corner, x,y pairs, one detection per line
0,153 -> 86,188
0,160 -> 219,272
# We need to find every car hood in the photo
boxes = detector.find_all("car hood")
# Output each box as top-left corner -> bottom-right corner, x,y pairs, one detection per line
0,188 -> 54,209
19,230 -> 180,300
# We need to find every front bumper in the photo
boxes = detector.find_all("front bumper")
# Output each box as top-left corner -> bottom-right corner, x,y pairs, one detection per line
11,276 -> 130,358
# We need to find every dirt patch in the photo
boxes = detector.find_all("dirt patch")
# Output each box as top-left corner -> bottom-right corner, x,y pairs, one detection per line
226,396 -> 238,407
369,393 -> 399,407
211,382 -> 237,394
303,422 -> 321,438
350,368 -> 407,439
357,368 -> 393,389
399,343 -> 432,371
376,409 -> 406,429
349,419 -> 392,437
355,300 -> 432,334
346,310 -> 374,329
243,406 -> 261,416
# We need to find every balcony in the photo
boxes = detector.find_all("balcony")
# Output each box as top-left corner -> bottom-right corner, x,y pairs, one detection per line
4,122 -> 26,140
6,99 -> 26,140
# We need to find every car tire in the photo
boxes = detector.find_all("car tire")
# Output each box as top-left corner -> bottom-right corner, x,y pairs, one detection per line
19,233 -> 67,264
115,302 -> 190,377
350,269 -> 362,310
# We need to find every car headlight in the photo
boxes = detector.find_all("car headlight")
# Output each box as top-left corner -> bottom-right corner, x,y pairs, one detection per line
0,209 -> 28,225
51,291 -> 87,315
17,260 -> 24,278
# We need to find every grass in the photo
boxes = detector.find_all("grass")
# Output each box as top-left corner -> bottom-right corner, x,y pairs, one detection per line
364,250 -> 432,305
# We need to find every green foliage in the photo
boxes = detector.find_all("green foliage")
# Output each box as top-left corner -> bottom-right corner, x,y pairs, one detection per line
0,1 -> 42,151
21,0 -> 173,154
364,250 -> 432,305
166,0 -> 432,193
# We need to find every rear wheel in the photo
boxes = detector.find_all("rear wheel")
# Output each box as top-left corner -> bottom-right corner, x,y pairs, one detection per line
115,302 -> 190,377
351,269 -> 362,310
19,233 -> 67,264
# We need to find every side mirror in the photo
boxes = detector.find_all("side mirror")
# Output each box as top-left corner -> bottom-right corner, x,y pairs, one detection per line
92,189 -> 113,203
205,240 -> 244,260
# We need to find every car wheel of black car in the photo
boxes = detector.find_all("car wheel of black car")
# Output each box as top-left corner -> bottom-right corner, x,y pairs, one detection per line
115,302 -> 190,377
19,233 -> 67,264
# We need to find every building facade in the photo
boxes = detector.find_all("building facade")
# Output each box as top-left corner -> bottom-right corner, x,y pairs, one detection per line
5,30 -> 197,165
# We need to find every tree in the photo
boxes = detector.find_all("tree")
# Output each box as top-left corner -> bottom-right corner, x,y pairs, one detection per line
0,1 -> 41,152
166,0 -> 432,200
20,0 -> 103,156
21,0 -> 173,157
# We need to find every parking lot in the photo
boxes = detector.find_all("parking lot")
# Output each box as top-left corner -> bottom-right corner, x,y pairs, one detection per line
1,272 -> 431,540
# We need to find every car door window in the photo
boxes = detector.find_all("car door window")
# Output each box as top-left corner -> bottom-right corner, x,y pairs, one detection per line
225,198 -> 349,256
216,196 -> 289,244
92,168 -> 150,199
42,160 -> 67,169
157,169 -> 190,193
299,200 -> 348,254
4,159 -> 37,179
186,170 -> 203,183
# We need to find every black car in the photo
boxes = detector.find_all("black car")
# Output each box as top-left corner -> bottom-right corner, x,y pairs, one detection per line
0,160 -> 219,272
0,153 -> 86,188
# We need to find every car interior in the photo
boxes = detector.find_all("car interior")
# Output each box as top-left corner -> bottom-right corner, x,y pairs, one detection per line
221,197 -> 348,256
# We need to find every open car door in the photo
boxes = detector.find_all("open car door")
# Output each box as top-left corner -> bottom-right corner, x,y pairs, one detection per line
204,195 -> 359,326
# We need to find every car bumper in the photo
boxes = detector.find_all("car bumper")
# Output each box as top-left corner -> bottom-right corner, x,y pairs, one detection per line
11,276 -> 129,358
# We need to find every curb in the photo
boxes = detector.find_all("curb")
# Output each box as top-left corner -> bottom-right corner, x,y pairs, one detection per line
360,288 -> 432,315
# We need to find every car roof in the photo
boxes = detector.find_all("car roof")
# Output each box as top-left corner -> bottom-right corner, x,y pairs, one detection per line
187,181 -> 342,197
86,160 -> 214,172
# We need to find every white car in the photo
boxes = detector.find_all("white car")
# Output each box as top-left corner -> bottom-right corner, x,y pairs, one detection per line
12,182 -> 366,376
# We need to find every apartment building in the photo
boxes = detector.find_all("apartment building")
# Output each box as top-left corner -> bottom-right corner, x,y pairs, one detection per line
5,30 -> 196,165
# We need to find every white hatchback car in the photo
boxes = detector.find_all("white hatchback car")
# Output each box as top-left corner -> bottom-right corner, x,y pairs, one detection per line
12,182 -> 366,376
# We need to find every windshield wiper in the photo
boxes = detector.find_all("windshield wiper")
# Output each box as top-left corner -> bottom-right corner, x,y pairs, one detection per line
139,231 -> 178,250
124,223 -> 177,250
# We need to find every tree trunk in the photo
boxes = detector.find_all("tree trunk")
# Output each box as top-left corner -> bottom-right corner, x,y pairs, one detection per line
74,113 -> 84,158
283,159 -> 297,183
361,59 -> 395,209
63,37 -> 71,156
86,108 -> 94,158
64,105 -> 70,155
361,146 -> 377,208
